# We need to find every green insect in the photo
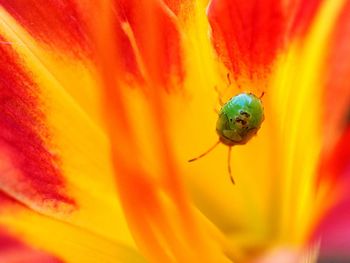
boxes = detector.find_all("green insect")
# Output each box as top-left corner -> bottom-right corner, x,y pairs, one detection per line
189,92 -> 264,184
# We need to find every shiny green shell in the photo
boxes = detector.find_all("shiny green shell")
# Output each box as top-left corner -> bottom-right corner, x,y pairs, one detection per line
216,93 -> 264,146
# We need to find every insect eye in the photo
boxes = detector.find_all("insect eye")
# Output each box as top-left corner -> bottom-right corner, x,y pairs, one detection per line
240,111 -> 250,118
235,117 -> 248,126
230,118 -> 233,122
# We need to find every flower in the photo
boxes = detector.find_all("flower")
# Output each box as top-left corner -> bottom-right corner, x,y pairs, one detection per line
0,0 -> 350,262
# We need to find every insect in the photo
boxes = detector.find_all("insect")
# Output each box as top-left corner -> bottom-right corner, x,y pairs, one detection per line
189,92 -> 265,184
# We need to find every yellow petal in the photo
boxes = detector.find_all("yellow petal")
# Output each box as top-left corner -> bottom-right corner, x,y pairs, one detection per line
0,197 -> 146,263
0,5 -> 138,257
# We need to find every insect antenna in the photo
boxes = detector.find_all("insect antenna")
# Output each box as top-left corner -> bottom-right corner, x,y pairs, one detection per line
188,141 -> 220,162
228,146 -> 235,184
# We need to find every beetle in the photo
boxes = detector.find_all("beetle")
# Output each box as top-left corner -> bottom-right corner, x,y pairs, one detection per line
189,92 -> 264,184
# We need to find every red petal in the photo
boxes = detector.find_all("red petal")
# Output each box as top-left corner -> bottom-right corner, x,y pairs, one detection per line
314,126 -> 350,257
207,0 -> 286,81
318,125 -> 350,195
289,0 -> 322,37
0,0 -> 92,57
0,35 -> 75,209
317,192 -> 350,259
0,227 -> 63,263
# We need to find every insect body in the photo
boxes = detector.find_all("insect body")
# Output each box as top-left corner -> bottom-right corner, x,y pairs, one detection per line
216,93 -> 264,146
189,92 -> 264,184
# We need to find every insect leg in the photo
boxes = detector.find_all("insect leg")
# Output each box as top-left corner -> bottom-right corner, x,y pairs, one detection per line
188,141 -> 220,162
226,73 -> 231,86
259,91 -> 265,99
228,146 -> 235,184
227,72 -> 243,92
214,85 -> 225,106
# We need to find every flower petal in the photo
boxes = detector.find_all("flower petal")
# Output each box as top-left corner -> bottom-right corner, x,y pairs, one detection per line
313,126 -> 350,259
163,0 -> 194,21
0,226 -> 63,263
0,31 -> 75,211
0,5 -> 137,253
0,193 -> 146,263
322,0 -> 350,149
207,0 -> 286,82
0,4 -> 103,126
289,0 -> 322,37
94,1 -> 232,262
112,0 -> 185,89
0,0 -> 92,57
176,1 -> 347,261
310,3 -> 350,258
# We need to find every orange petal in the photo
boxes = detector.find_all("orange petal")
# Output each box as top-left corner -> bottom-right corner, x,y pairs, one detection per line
322,0 -> 350,149
163,0 -> 194,21
112,0 -> 185,89
94,1 -> 231,262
